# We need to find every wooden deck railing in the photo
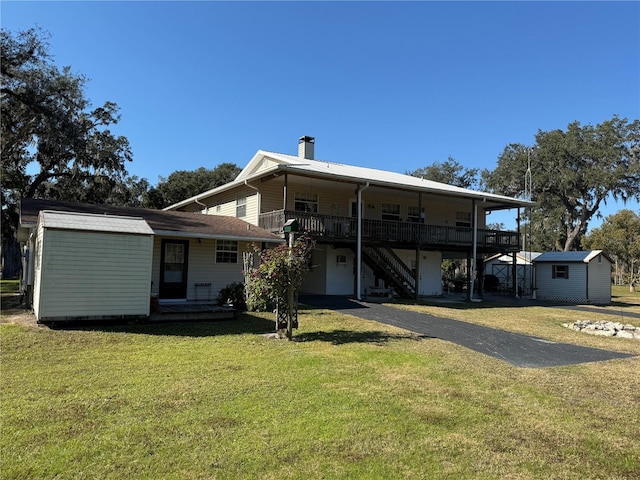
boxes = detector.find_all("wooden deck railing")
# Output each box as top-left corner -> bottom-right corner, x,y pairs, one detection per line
258,209 -> 520,251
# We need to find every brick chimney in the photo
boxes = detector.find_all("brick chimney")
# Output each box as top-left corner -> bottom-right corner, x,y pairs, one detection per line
298,136 -> 315,160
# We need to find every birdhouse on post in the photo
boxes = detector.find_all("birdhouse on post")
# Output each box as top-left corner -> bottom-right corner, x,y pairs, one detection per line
282,219 -> 299,234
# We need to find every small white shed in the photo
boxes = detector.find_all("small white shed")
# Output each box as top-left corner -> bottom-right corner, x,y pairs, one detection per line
533,250 -> 612,304
32,210 -> 154,322
484,251 -> 541,295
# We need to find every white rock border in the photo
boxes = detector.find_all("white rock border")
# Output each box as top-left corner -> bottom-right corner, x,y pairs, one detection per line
562,320 -> 640,340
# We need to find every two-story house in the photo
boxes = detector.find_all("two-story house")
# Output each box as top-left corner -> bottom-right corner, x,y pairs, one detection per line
167,136 -> 534,300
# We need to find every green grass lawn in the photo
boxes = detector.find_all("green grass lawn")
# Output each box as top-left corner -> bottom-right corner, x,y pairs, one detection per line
2,290 -> 639,479
0,279 -> 19,295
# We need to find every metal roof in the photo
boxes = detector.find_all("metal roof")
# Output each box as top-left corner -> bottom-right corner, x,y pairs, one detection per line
40,210 -> 154,235
485,251 -> 542,263
533,250 -> 605,263
167,149 -> 536,211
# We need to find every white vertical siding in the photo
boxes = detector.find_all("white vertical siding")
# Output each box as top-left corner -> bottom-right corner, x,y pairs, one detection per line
36,229 -> 153,320
535,262 -> 588,303
32,222 -> 45,320
587,255 -> 612,304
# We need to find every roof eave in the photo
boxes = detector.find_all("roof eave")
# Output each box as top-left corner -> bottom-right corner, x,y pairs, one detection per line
275,164 -> 535,209
152,229 -> 283,242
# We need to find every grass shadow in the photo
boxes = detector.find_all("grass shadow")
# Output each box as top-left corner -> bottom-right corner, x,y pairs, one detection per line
47,312 -> 277,338
295,329 -> 433,345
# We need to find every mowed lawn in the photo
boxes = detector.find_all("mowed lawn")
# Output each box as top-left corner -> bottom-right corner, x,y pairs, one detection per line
1,287 -> 639,479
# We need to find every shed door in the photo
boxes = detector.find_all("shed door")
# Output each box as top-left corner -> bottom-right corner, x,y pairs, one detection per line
160,240 -> 189,299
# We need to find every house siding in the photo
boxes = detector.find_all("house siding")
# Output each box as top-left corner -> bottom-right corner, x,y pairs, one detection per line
301,244 -> 328,295
152,237 -> 253,302
35,229 -> 153,320
256,177 -> 486,228
179,187 -> 259,224
535,262 -> 588,303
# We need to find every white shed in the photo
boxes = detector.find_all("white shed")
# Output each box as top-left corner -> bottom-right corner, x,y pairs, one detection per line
533,250 -> 612,304
32,210 -> 154,322
484,251 -> 541,296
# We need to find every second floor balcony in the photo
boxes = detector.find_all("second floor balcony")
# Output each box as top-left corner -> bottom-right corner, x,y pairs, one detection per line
259,209 -> 520,252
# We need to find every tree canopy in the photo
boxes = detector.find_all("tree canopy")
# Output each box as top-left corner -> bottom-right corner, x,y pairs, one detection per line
482,116 -> 640,251
146,163 -> 241,209
408,156 -> 480,189
584,209 -> 640,290
1,27 -> 132,240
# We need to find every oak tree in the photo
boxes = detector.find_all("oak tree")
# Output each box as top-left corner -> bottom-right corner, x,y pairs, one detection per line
483,116 -> 640,251
146,164 -> 241,209
408,156 -> 480,189
1,27 -> 132,240
584,209 -> 640,291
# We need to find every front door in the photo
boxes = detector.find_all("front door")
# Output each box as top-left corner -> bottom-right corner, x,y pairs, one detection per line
160,240 -> 189,299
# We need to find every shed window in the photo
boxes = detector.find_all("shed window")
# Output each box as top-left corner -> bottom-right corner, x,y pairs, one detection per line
381,203 -> 401,221
216,240 -> 238,264
236,196 -> 247,218
294,193 -> 318,213
552,265 -> 569,279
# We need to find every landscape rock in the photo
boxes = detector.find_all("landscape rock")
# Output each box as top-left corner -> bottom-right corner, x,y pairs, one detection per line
562,320 -> 640,340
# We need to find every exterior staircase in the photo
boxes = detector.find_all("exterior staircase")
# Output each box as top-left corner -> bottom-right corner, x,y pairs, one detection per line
359,246 -> 416,299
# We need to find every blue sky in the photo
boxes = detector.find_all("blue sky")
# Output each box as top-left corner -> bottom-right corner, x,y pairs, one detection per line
2,1 -> 639,231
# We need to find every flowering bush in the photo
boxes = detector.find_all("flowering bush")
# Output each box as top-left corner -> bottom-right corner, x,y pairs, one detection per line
245,234 -> 315,313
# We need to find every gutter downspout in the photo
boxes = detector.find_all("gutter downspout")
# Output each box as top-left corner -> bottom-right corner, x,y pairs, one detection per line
194,196 -> 207,213
356,182 -> 370,300
244,180 -> 261,225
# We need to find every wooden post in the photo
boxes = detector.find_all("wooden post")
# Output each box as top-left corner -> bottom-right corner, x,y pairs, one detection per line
286,231 -> 294,340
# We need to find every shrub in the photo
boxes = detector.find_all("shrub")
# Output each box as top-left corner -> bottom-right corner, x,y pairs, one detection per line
216,282 -> 246,310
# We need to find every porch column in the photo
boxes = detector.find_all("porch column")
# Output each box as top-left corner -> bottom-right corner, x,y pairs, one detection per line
415,192 -> 422,300
283,174 -> 288,211
466,254 -> 472,302
512,252 -> 518,298
356,182 -> 370,301
515,207 -> 520,298
470,199 -> 478,300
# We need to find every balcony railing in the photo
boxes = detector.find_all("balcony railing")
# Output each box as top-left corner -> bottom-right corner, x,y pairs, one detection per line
259,209 -> 520,251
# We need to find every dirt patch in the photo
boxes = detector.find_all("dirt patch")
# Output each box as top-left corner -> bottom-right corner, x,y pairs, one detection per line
0,295 -> 40,328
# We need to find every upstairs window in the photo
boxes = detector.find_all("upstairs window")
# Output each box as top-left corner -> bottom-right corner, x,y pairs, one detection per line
455,211 -> 471,228
216,240 -> 238,264
408,206 -> 424,223
236,196 -> 247,218
381,203 -> 401,221
552,265 -> 569,279
295,193 -> 318,213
